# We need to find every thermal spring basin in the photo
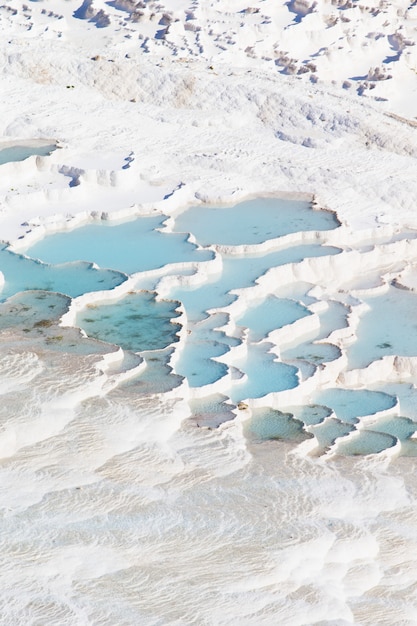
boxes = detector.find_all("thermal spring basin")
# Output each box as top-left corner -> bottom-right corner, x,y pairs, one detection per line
25,215 -> 213,274
173,316 -> 238,388
76,292 -> 182,352
245,407 -> 313,444
173,197 -> 339,246
314,388 -> 397,424
229,343 -> 299,403
282,404 -> 332,427
0,245 -> 127,302
348,285 -> 417,369
174,339 -> 229,388
236,296 -> 311,342
332,430 -> 397,456
0,141 -> 56,165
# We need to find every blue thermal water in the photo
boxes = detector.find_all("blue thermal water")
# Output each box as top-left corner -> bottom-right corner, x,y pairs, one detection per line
348,285 -> 417,369
174,341 -> 229,387
311,418 -> 354,451
25,215 -> 213,274
243,295 -> 348,365
236,296 -> 311,341
371,415 -> 417,440
312,300 -> 350,341
172,307 -> 301,396
188,394 -> 235,427
173,198 -> 339,246
0,143 -> 56,165
123,349 -> 183,394
245,401 -> 405,454
0,245 -> 127,301
174,317 -> 239,387
246,408 -> 312,443
284,404 -> 332,426
170,244 -> 340,322
279,300 -> 348,365
334,430 -> 397,455
282,342 -> 341,366
76,292 -> 182,352
229,343 -> 299,402
314,388 -> 397,423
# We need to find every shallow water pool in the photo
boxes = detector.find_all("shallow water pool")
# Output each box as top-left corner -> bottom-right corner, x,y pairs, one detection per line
314,388 -> 397,423
0,245 -> 126,302
236,295 -> 311,341
25,215 -> 213,274
76,292 -> 182,352
229,343 -> 299,402
348,285 -> 417,369
0,142 -> 56,165
246,407 -> 312,443
173,197 -> 339,246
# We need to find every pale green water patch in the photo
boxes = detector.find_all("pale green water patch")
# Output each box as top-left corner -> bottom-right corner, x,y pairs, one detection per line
0,291 -> 110,354
76,292 -> 182,352
334,429 -> 397,456
369,415 -> 417,441
246,407 -> 313,443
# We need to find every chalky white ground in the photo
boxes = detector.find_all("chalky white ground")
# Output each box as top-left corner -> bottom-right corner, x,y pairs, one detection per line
2,1 -> 417,624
